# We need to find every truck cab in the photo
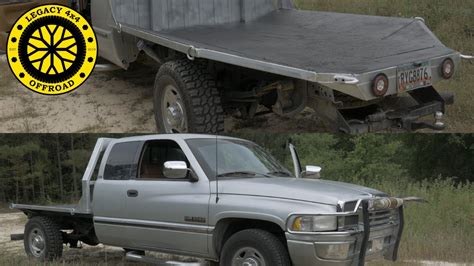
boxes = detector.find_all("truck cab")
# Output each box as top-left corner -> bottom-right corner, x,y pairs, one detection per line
12,135 -> 407,265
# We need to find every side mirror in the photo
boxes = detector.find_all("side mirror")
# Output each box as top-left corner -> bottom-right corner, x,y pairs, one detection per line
163,161 -> 189,179
163,161 -> 199,182
302,165 -> 322,179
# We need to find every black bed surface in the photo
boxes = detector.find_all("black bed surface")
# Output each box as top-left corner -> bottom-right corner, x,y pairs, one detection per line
159,9 -> 455,74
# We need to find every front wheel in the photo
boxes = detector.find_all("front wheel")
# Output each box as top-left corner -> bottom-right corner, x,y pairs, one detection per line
24,216 -> 63,261
220,229 -> 291,266
154,59 -> 224,133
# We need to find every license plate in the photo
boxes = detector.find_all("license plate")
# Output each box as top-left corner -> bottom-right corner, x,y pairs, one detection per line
397,62 -> 432,92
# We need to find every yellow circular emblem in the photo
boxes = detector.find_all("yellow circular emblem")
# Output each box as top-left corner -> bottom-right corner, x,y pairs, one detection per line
6,4 -> 97,95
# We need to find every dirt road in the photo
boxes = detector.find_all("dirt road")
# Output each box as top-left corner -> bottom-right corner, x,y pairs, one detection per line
0,55 -> 326,134
0,212 -> 25,255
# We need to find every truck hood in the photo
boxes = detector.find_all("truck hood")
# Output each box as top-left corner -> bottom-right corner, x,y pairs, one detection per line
217,177 -> 386,206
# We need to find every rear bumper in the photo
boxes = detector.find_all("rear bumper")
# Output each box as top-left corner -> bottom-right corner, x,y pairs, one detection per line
308,86 -> 454,133
349,99 -> 447,133
286,204 -> 404,266
323,53 -> 461,102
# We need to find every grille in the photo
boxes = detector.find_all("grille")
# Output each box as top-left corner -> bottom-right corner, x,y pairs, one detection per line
342,201 -> 358,212
339,200 -> 398,230
369,210 -> 397,227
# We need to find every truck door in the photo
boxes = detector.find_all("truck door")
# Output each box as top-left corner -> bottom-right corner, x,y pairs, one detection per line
92,141 -> 143,247
121,139 -> 210,255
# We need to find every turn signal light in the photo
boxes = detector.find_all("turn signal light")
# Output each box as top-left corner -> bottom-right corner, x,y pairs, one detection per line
372,74 -> 389,96
441,58 -> 454,79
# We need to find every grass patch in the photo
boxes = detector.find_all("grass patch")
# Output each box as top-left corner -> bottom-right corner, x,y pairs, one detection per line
357,178 -> 473,263
295,0 -> 474,132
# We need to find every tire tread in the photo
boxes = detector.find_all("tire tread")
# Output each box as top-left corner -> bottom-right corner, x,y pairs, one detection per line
220,229 -> 291,266
24,216 -> 63,261
155,59 -> 224,133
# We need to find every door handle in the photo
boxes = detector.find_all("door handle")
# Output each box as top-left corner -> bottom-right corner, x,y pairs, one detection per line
127,190 -> 138,197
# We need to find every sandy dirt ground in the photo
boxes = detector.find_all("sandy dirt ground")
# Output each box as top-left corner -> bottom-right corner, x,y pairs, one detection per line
0,55 -> 326,134
0,212 -> 25,255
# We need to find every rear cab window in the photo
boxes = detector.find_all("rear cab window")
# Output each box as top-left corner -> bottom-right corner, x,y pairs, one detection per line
103,142 -> 142,180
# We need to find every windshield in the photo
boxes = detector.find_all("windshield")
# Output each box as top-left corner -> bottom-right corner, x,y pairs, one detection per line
186,138 -> 292,180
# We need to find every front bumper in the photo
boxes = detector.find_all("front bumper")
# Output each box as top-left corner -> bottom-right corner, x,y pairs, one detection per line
286,202 -> 405,266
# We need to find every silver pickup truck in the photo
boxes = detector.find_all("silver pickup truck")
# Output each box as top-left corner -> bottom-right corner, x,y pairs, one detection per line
11,134 -> 413,266
2,0 -> 472,133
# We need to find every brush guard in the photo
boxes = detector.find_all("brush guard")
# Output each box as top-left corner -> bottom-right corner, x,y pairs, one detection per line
357,199 -> 405,265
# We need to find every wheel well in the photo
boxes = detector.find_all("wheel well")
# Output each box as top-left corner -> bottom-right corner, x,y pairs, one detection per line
213,218 -> 287,257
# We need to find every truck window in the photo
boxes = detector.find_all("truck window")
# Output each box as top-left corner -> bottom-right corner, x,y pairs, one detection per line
186,138 -> 291,180
138,140 -> 189,180
103,142 -> 141,180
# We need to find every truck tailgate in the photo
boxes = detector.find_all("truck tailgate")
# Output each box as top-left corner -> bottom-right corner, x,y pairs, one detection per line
155,9 -> 455,76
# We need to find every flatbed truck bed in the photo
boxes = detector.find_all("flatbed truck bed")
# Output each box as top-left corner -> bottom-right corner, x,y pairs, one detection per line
107,0 -> 466,133
11,203 -> 92,217
155,9 -> 456,77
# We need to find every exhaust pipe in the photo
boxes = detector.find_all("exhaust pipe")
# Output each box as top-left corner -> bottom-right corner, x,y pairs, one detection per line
94,64 -> 121,72
10,234 -> 24,241
125,251 -> 205,266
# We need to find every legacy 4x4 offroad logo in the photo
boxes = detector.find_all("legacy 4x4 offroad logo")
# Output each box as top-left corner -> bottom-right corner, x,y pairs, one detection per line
6,4 -> 97,95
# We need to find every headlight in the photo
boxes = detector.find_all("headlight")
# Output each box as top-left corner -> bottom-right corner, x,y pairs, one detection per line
290,215 -> 337,232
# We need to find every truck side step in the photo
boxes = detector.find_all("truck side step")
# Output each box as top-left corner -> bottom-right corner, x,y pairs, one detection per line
125,251 -> 205,266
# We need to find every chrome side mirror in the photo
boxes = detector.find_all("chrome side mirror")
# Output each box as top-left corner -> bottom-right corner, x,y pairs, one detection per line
302,165 -> 321,179
163,161 -> 189,179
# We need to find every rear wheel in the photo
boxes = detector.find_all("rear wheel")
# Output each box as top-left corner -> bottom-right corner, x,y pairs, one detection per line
220,229 -> 290,266
154,59 -> 224,133
24,216 -> 63,261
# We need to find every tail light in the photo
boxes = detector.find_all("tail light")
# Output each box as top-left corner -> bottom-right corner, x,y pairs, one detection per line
372,74 -> 389,96
441,58 -> 454,79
